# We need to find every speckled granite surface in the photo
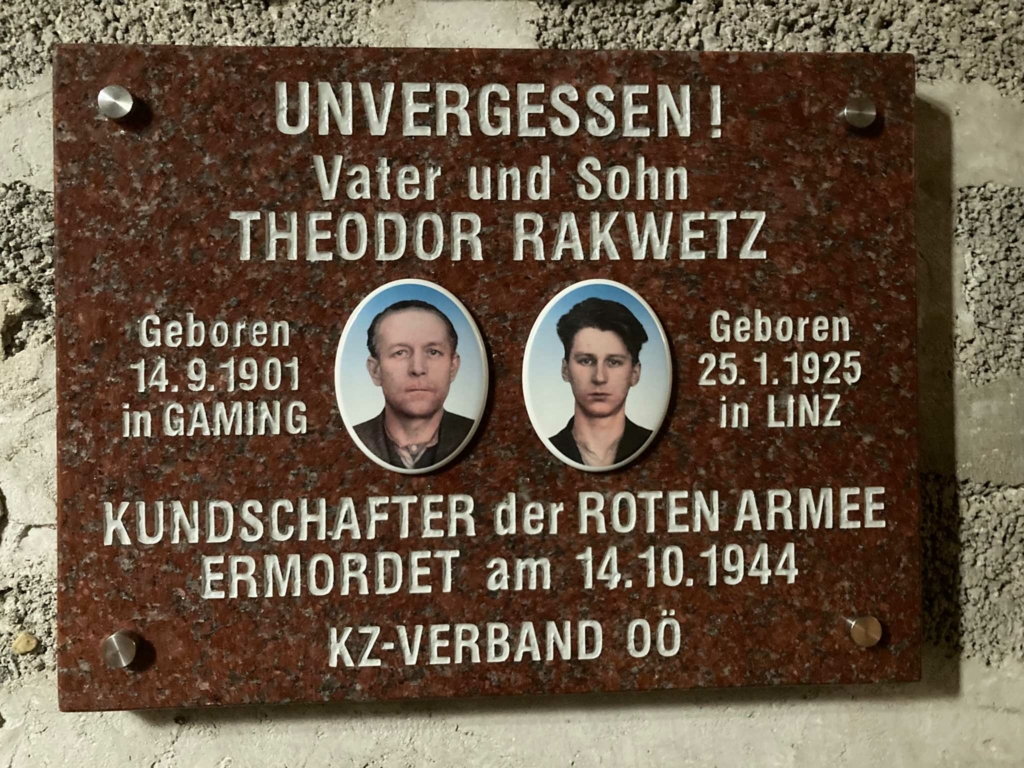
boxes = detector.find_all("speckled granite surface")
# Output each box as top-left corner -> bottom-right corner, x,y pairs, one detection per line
54,45 -> 918,711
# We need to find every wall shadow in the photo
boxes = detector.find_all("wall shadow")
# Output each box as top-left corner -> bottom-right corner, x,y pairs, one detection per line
914,94 -> 962,691
137,645 -> 962,727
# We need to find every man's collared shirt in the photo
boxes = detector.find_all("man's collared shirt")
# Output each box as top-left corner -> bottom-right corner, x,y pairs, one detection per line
354,409 -> 475,470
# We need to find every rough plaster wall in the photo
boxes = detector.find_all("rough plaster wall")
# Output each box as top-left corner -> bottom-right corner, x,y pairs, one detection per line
0,1 -> 1023,765
532,0 -> 1024,99
0,183 -> 53,355
956,185 -> 1024,385
0,1 -> 386,91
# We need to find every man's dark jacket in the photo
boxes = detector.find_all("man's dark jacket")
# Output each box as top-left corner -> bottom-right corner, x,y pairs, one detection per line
354,409 -> 474,469
549,416 -> 651,466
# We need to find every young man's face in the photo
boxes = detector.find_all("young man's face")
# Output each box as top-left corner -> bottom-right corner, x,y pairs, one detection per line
367,309 -> 460,420
561,327 -> 641,420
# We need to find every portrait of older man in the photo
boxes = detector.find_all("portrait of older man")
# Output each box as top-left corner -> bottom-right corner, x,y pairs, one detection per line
353,299 -> 474,470
548,297 -> 652,468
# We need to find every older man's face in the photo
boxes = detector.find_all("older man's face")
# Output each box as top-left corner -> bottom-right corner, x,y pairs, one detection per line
367,309 -> 460,419
562,327 -> 640,419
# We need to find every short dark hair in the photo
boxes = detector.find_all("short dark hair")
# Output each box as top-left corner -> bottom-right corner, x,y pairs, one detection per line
556,297 -> 648,364
366,299 -> 459,359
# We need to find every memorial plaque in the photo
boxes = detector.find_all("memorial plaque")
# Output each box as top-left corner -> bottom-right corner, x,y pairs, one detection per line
55,45 -> 919,711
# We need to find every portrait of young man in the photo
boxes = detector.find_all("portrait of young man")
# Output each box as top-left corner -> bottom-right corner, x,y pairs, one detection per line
352,298 -> 475,471
548,297 -> 653,469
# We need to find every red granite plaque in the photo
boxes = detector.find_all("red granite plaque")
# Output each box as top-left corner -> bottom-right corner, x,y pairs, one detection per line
54,45 -> 919,711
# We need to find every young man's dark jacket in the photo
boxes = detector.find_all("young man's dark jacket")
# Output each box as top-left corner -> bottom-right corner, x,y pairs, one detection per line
548,416 -> 651,466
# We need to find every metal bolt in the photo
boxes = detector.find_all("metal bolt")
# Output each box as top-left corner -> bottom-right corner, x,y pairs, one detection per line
97,85 -> 135,120
842,95 -> 877,129
102,631 -> 138,669
847,616 -> 883,648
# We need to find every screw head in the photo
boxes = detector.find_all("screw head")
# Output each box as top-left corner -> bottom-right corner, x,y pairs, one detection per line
97,85 -> 135,120
843,95 -> 877,129
102,631 -> 138,669
848,616 -> 883,648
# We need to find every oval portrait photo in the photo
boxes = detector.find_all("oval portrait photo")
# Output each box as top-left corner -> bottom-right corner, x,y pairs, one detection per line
335,279 -> 487,474
523,280 -> 671,472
